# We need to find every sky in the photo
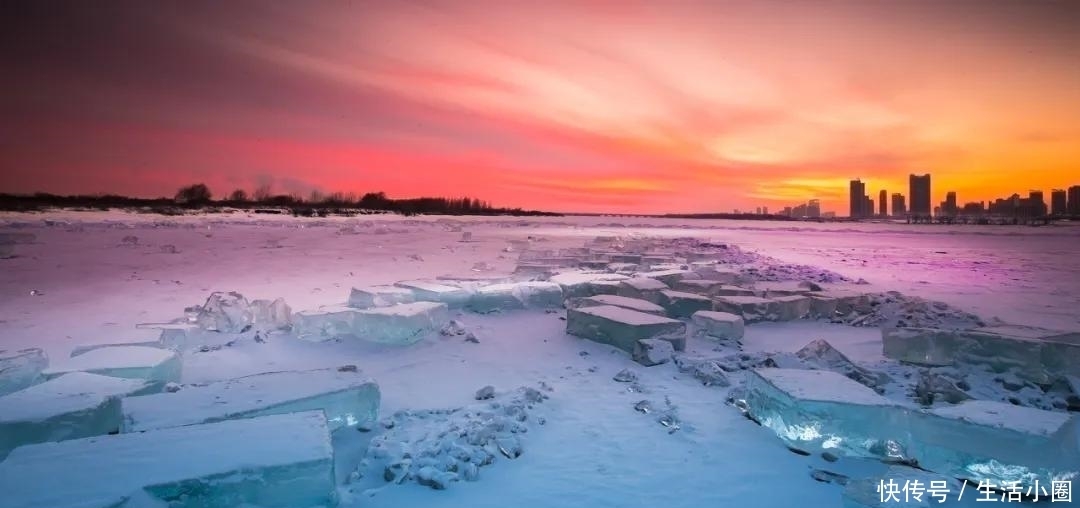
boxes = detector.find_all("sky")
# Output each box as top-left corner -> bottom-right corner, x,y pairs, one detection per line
2,0 -> 1079,214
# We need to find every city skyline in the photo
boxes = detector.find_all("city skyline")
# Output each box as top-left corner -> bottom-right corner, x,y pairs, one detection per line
3,1 -> 1080,214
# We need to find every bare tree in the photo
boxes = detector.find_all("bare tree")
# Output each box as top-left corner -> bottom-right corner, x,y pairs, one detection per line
253,184 -> 272,202
228,189 -> 248,202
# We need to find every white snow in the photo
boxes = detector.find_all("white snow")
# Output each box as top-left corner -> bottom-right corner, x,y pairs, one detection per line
0,372 -> 153,458
0,411 -> 336,508
42,346 -> 181,384
121,368 -> 379,432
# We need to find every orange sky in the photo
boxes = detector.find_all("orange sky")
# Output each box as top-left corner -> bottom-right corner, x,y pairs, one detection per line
2,0 -> 1079,214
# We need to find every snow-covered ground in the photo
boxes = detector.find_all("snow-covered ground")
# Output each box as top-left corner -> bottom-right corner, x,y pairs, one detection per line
1,211 -> 1078,507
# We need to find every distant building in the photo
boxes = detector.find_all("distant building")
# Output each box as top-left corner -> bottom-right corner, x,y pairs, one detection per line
864,196 -> 874,218
793,203 -> 808,217
891,193 -> 906,217
1029,190 -> 1046,216
849,179 -> 866,218
940,191 -> 957,217
1050,189 -> 1067,215
762,206 -> 769,215
782,206 -> 793,217
756,207 -> 762,215
878,189 -> 887,216
909,174 -> 932,218
822,211 -> 836,218
961,202 -> 985,215
807,199 -> 821,218
1069,185 -> 1080,215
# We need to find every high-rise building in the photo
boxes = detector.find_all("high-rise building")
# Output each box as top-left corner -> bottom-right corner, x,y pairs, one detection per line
878,190 -> 887,217
909,174 -> 932,218
942,191 -> 957,216
1069,185 -> 1080,215
807,199 -> 821,218
849,179 -> 866,218
864,196 -> 873,218
891,193 -> 906,217
1050,189 -> 1067,215
762,206 -> 768,215
1029,190 -> 1046,216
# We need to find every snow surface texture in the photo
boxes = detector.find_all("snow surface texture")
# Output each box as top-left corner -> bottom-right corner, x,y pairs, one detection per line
1,212 -> 1079,508
0,411 -> 336,508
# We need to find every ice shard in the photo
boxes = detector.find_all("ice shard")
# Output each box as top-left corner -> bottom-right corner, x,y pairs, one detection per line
122,368 -> 379,432
353,301 -> 450,345
0,348 -> 48,396
293,305 -> 360,342
744,368 -> 909,460
43,346 -> 181,385
0,411 -> 336,508
549,272 -> 629,298
566,305 -> 686,353
0,372 -> 154,459
616,277 -> 669,303
713,295 -> 778,323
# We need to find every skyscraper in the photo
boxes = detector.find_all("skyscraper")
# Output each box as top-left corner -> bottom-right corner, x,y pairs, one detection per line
807,199 -> 821,218
849,179 -> 866,218
943,191 -> 957,216
909,174 -> 932,218
864,196 -> 873,218
1069,185 -> 1080,215
1029,190 -> 1046,216
891,193 -> 906,217
878,189 -> 887,216
1051,189 -> 1067,215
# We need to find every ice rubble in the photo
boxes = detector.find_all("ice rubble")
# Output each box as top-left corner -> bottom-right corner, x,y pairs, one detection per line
744,368 -> 909,460
348,386 -> 548,494
883,325 -> 1080,382
637,268 -> 697,286
192,291 -> 253,332
0,372 -> 154,459
0,347 -> 48,396
633,338 -> 675,366
69,328 -> 173,357
122,368 -> 378,432
294,305 -> 358,342
566,305 -> 687,353
0,411 -> 336,508
549,271 -> 629,299
689,311 -> 745,342
43,346 -> 182,385
616,277 -> 669,303
566,294 -> 667,316
713,295 -> 778,323
795,339 -> 890,392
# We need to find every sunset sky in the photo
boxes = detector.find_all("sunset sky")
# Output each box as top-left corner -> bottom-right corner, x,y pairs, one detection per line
2,0 -> 1079,214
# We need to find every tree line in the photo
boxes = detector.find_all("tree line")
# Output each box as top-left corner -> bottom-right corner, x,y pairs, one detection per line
0,183 -> 559,217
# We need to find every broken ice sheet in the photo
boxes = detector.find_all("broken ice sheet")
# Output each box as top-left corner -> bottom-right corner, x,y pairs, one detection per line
43,346 -> 182,385
354,301 -> 450,345
122,368 -> 379,432
566,305 -> 686,354
0,348 -> 48,396
0,372 -> 154,459
0,411 -> 336,508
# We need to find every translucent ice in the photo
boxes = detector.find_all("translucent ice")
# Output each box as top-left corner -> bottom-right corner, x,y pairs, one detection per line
43,346 -> 181,385
467,282 -> 564,313
249,297 -> 292,330
347,285 -> 415,309
354,301 -> 450,345
549,271 -> 629,299
395,280 -> 471,308
122,368 -> 379,432
744,368 -> 909,460
907,400 -> 1079,489
69,328 -> 170,357
0,348 -> 48,396
566,305 -> 686,353
293,305 -> 360,342
0,372 -> 154,459
0,411 -> 336,508
194,291 -> 253,333
713,295 -> 777,323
